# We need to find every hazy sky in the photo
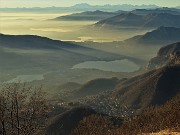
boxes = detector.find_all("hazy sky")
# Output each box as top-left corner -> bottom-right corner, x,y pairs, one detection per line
0,0 -> 180,8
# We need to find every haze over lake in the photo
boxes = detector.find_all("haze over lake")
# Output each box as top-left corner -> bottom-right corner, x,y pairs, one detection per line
4,74 -> 45,83
72,59 -> 140,72
0,1 -> 180,134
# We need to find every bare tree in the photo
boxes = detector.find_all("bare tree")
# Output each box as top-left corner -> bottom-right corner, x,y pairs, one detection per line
0,83 -> 49,135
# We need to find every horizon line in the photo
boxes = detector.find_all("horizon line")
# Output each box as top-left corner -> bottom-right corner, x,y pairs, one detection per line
0,3 -> 174,9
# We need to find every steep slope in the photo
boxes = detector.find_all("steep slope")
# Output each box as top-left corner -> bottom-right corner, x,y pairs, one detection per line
113,65 -> 180,110
70,94 -> 180,135
45,106 -> 123,135
95,13 -> 143,27
112,43 -> 180,110
53,10 -> 118,21
147,42 -> 180,69
45,107 -> 97,135
143,13 -> 180,27
124,27 -> 180,45
130,8 -> 180,15
95,13 -> 180,28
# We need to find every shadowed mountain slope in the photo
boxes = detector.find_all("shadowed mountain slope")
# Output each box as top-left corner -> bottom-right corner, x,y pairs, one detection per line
45,107 -> 97,135
53,10 -> 118,21
0,34 -> 83,49
111,43 -> 180,110
113,65 -> 180,110
95,13 -> 143,27
143,13 -> 180,27
0,34 -> 126,61
72,77 -> 119,98
130,8 -> 180,15
124,27 -> 180,45
95,13 -> 180,28
112,43 -> 180,110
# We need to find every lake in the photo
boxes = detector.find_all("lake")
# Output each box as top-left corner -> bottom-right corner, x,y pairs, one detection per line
5,74 -> 44,83
72,59 -> 140,72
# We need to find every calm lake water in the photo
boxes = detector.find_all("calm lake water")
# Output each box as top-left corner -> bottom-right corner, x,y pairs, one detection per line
72,59 -> 140,72
5,74 -> 44,83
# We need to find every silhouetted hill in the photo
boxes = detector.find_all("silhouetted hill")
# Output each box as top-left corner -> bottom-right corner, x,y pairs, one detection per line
57,82 -> 82,92
73,77 -> 119,98
45,107 -> 98,135
96,13 -> 143,27
147,42 -> 180,69
0,34 -> 126,60
0,34 -> 81,49
95,13 -> 180,28
130,8 -> 180,15
143,13 -> 180,27
113,65 -> 180,110
53,10 -> 118,21
124,27 -> 180,45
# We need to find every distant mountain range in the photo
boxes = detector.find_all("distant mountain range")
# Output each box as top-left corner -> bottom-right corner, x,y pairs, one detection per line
124,26 -> 180,45
52,7 -> 180,21
70,3 -> 159,11
95,13 -> 180,28
0,3 -> 159,12
52,10 -> 118,21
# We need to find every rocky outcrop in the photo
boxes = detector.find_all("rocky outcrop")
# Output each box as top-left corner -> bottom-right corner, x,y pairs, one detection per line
147,42 -> 180,69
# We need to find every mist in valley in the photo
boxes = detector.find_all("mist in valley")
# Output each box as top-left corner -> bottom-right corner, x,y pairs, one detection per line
0,11 -> 172,99
1,5 -> 180,135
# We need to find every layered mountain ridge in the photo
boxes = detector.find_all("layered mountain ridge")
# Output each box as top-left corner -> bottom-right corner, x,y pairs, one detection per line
95,13 -> 180,28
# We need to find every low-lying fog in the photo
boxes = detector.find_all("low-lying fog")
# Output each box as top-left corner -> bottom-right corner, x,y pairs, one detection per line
72,59 -> 140,72
0,12 -> 150,42
4,74 -> 45,83
0,12 -> 161,94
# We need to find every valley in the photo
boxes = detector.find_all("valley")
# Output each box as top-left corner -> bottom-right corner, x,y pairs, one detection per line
0,3 -> 180,135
